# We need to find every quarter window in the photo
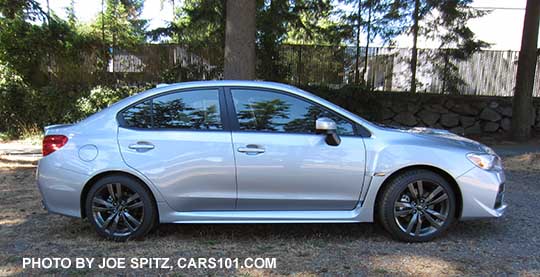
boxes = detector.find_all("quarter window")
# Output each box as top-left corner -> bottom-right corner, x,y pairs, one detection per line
121,89 -> 223,130
231,89 -> 355,135
122,100 -> 152,129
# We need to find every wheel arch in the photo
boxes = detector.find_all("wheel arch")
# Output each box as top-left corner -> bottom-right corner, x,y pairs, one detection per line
374,165 -> 463,219
80,170 -> 159,222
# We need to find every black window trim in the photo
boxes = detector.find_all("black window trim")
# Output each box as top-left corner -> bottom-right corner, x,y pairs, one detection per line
224,86 -> 371,137
116,86 -> 232,132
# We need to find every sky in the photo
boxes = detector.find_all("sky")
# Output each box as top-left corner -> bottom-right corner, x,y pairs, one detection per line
36,0 -> 533,51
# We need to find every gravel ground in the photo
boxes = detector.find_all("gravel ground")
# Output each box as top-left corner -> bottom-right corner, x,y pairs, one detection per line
0,141 -> 539,276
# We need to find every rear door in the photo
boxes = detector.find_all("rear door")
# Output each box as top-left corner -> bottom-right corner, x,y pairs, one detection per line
117,87 -> 237,212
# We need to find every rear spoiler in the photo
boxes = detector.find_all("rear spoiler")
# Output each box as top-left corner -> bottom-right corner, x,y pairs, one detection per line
44,124 -> 73,135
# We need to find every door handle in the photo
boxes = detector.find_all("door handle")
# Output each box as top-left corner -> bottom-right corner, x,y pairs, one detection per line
128,142 -> 155,151
237,145 -> 265,154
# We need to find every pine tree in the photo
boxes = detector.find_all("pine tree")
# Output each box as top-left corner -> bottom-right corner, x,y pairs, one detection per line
383,0 -> 487,93
65,0 -> 76,27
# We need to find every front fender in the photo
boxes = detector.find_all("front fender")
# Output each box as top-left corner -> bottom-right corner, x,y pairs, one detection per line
355,135 -> 475,222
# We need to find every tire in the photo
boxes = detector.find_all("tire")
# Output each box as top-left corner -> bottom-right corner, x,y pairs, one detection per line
85,175 -> 157,241
377,170 -> 456,242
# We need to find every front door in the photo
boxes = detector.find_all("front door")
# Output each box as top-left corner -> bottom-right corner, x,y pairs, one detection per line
228,88 -> 366,211
117,88 -> 236,212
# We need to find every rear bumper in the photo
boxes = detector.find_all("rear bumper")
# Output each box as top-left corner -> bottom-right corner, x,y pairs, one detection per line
36,158 -> 87,218
457,167 -> 507,219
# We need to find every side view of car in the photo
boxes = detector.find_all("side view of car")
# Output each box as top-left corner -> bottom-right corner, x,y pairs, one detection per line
37,81 -> 506,242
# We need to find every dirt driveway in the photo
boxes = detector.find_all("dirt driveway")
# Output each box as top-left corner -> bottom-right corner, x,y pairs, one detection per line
0,141 -> 539,276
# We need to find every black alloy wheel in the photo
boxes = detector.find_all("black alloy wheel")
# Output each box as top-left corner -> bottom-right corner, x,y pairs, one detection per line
85,175 -> 156,241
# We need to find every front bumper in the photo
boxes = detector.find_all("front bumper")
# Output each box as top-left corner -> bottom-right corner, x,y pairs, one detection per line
457,166 -> 507,219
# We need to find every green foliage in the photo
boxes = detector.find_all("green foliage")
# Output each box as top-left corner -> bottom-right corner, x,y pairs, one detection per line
256,0 -> 340,81
0,58 -> 147,137
0,3 -> 104,87
371,0 -> 488,93
160,63 -> 222,83
0,18 -> 48,86
0,132 -> 9,142
338,0 -> 400,44
0,0 -> 45,20
91,0 -> 146,50
75,85 -> 141,117
0,0 -> 151,138
0,78 -> 81,137
0,61 -> 58,138
0,61 -> 29,136
65,0 -> 76,27
424,0 -> 490,94
147,0 -> 226,80
0,0 -> 491,137
150,0 -> 345,82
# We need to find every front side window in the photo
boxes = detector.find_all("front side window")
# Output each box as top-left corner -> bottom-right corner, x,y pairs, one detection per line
121,89 -> 222,130
231,89 -> 355,135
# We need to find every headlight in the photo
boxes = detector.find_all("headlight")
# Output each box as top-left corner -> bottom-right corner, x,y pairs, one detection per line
466,153 -> 502,170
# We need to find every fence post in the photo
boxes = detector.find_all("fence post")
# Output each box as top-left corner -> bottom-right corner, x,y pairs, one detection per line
297,46 -> 303,85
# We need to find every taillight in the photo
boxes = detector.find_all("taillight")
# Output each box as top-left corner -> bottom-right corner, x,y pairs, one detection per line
42,135 -> 68,157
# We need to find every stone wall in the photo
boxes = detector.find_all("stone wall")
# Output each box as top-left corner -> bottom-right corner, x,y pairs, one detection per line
317,91 -> 540,135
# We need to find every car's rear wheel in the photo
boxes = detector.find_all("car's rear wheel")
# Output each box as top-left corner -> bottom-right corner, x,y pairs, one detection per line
85,175 -> 156,241
377,170 -> 456,242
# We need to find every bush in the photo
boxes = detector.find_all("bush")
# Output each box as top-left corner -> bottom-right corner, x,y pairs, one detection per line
0,84 -> 77,139
0,66 -> 151,139
75,85 -> 150,118
0,61 -> 31,137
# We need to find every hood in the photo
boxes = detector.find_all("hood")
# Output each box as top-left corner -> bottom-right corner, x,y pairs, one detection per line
381,125 -> 490,153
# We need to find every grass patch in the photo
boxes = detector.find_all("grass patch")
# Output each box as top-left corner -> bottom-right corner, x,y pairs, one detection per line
0,123 -> 42,144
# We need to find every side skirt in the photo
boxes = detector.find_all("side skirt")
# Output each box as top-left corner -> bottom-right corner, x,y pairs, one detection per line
157,201 -> 370,223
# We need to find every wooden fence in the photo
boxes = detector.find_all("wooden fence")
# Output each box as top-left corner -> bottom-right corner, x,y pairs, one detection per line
49,44 -> 540,97
280,45 -> 540,97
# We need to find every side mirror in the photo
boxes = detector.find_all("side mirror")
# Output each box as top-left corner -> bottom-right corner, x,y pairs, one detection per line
315,117 -> 341,146
316,117 -> 337,132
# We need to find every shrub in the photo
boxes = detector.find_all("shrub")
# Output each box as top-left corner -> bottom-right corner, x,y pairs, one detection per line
0,61 -> 31,137
75,85 -> 150,119
0,64 -> 151,138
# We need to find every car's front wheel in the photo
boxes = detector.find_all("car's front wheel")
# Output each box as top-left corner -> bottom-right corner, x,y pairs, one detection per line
85,175 -> 157,241
377,170 -> 456,242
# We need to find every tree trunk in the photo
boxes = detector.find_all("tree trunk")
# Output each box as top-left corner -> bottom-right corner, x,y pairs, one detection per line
511,0 -> 540,141
354,0 -> 362,85
46,0 -> 50,21
362,0 -> 372,85
101,0 -> 107,73
410,0 -> 420,93
224,0 -> 256,80
46,0 -> 51,80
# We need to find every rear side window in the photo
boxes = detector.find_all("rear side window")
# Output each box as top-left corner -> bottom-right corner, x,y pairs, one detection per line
122,100 -> 152,128
121,89 -> 223,130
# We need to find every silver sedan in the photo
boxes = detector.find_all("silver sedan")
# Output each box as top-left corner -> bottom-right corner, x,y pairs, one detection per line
37,81 -> 506,242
